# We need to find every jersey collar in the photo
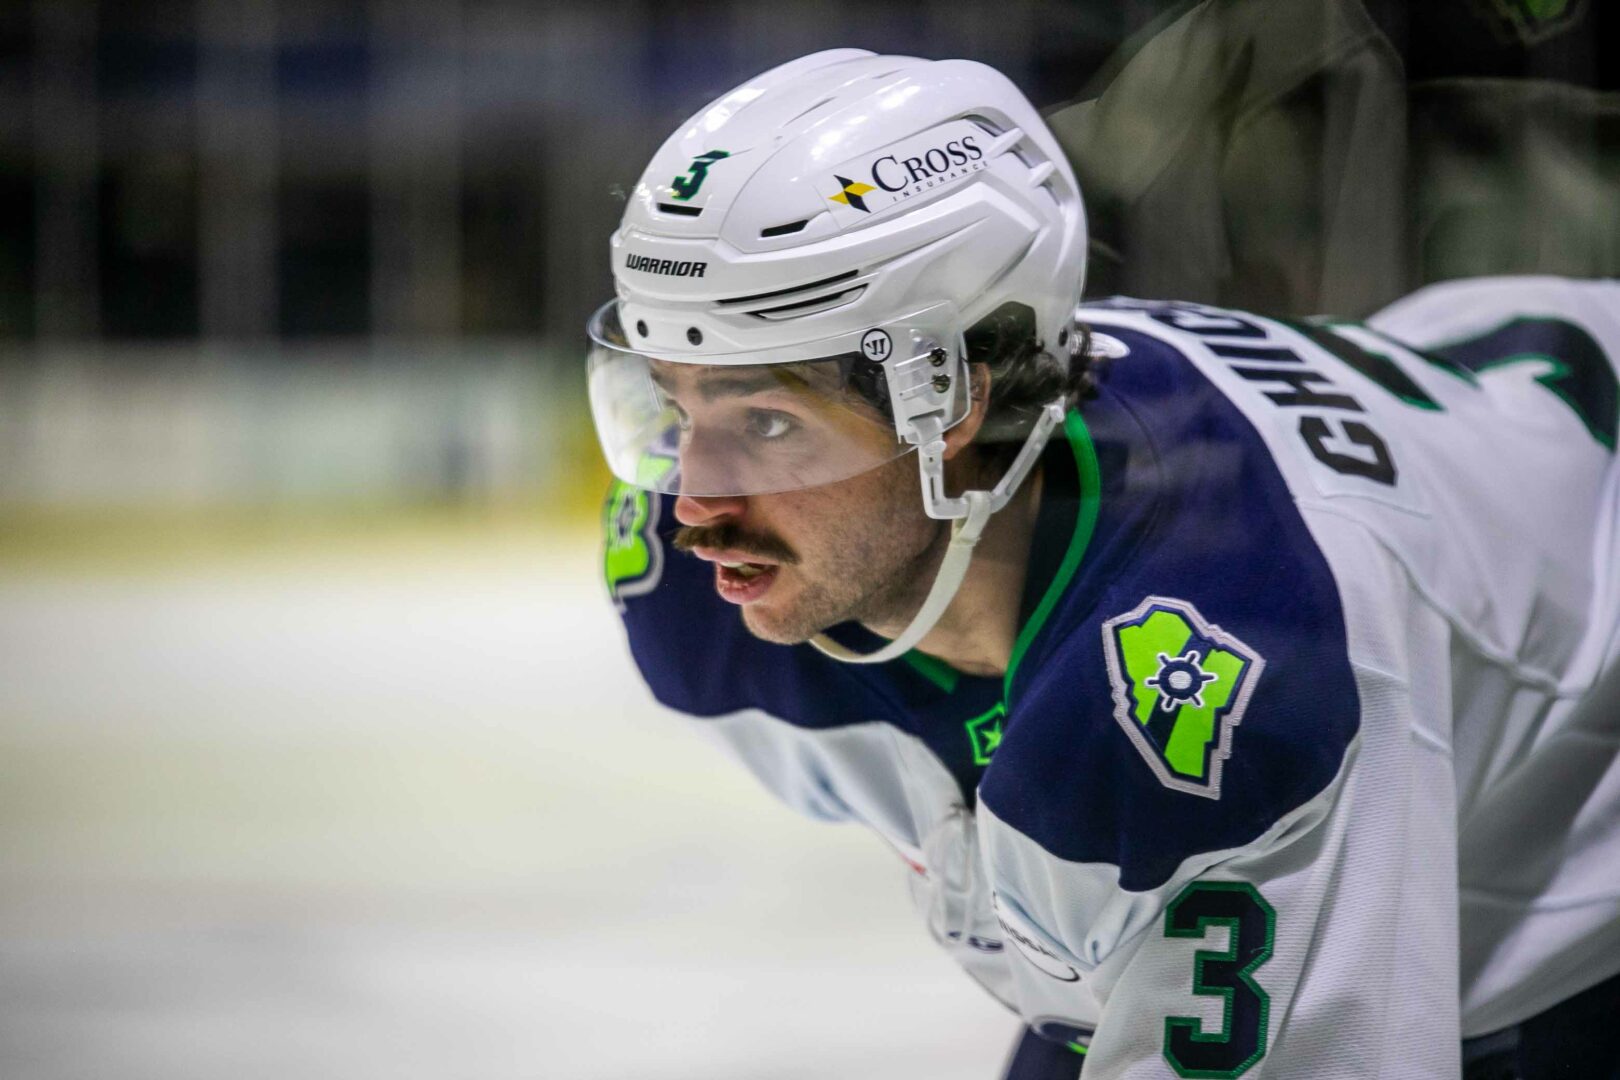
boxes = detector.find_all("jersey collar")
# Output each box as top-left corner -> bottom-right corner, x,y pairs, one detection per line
1004,410 -> 1103,705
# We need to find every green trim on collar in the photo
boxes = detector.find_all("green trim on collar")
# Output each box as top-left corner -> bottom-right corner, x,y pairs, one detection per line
903,648 -> 961,693
1004,409 -> 1102,705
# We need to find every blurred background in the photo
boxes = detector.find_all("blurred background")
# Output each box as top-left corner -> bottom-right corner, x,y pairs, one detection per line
0,1 -> 1615,1077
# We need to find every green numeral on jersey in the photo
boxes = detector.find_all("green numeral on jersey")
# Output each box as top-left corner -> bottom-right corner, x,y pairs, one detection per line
1162,881 -> 1275,1079
1430,317 -> 1617,450
1297,316 -> 1617,451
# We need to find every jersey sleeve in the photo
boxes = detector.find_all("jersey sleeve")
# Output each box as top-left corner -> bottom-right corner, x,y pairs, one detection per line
976,516 -> 1463,1078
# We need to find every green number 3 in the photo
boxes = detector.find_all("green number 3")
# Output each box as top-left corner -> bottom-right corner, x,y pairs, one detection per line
1294,316 -> 1618,451
1162,881 -> 1276,1079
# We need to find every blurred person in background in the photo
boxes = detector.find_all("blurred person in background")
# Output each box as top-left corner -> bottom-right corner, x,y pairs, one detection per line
1049,0 -> 1620,317
590,44 -> 1620,1080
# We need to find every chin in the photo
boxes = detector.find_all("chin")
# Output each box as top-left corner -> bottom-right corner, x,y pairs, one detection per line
739,604 -> 822,646
738,577 -> 891,648
738,579 -> 855,645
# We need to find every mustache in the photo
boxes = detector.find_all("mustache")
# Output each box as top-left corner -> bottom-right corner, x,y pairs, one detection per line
673,523 -> 799,565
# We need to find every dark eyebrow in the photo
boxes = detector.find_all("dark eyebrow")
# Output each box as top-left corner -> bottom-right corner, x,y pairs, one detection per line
652,367 -> 811,402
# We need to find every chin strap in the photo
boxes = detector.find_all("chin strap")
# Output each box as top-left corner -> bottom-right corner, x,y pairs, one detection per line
809,399 -> 1065,665
808,490 -> 993,664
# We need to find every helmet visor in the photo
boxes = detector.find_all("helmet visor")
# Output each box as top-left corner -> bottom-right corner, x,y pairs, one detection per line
587,300 -> 951,497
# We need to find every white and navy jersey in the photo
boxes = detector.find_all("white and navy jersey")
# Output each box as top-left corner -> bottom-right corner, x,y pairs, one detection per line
603,276 -> 1620,1078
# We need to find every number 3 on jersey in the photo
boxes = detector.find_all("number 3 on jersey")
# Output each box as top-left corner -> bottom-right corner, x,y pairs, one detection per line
1163,881 -> 1276,1079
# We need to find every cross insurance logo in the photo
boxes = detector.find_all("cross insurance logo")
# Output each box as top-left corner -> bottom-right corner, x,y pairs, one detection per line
817,120 -> 987,224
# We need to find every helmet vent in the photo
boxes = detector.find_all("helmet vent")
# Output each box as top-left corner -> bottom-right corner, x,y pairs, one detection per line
656,202 -> 703,217
785,96 -> 837,124
716,268 -> 859,306
760,219 -> 809,238
749,286 -> 866,320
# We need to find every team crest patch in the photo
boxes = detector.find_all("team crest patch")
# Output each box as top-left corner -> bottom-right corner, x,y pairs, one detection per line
1101,597 -> 1264,799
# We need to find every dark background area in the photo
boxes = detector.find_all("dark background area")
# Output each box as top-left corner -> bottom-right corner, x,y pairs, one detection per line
1,0 -> 1185,349
0,0 -> 1613,522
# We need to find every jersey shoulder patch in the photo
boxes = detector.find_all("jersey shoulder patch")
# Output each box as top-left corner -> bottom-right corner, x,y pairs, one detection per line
1102,595 -> 1266,800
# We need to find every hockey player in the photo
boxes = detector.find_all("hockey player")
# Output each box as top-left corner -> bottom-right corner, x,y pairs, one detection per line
587,50 -> 1620,1079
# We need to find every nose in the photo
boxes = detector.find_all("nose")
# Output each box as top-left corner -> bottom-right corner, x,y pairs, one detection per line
674,490 -> 749,528
674,490 -> 748,527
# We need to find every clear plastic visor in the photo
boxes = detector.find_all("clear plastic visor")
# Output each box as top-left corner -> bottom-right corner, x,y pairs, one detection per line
586,301 -> 930,497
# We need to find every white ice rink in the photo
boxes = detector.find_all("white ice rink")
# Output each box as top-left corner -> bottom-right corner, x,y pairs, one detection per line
0,529 -> 1020,1079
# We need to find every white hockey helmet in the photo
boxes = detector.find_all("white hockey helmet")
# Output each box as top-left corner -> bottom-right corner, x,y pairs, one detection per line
587,49 -> 1088,661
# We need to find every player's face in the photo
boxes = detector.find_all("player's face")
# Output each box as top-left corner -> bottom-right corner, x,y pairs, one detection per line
671,446 -> 947,646
660,358 -> 984,644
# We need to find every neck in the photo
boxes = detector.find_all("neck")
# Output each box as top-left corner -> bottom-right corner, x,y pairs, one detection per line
863,466 -> 1044,678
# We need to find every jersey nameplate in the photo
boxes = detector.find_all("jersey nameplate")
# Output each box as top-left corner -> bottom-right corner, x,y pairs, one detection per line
1102,597 -> 1265,799
1142,303 -> 1400,488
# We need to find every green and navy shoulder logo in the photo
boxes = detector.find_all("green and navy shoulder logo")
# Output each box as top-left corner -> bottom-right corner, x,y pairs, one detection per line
602,457 -> 674,610
1101,597 -> 1264,800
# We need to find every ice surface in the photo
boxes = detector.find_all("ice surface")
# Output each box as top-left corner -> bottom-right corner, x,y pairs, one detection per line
0,532 -> 1018,1079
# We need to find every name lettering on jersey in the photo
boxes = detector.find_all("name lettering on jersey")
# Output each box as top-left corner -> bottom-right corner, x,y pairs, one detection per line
602,454 -> 675,609
1102,597 -> 1264,800
1129,301 -> 1400,486
624,253 -> 708,278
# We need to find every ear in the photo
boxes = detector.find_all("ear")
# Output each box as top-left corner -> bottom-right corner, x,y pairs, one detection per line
942,362 -> 990,461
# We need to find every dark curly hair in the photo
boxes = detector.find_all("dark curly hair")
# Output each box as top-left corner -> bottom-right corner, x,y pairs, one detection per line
964,301 -> 1100,474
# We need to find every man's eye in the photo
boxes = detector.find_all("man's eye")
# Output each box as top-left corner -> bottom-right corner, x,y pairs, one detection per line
746,410 -> 797,439
670,404 -> 692,432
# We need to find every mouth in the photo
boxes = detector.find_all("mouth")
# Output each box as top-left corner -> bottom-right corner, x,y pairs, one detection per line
692,548 -> 782,605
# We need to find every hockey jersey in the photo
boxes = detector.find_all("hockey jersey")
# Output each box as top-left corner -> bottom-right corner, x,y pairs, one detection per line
603,276 -> 1620,1078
